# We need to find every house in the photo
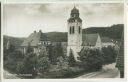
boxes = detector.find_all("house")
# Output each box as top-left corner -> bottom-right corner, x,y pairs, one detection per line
20,30 -> 51,54
20,30 -> 67,55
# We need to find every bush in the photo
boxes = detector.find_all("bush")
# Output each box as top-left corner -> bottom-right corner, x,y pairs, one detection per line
16,52 -> 38,78
56,56 -> 69,70
4,48 -> 23,73
78,48 -> 103,71
102,46 -> 118,65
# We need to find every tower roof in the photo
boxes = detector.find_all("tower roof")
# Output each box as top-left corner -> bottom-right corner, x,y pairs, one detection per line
71,6 -> 79,13
68,6 -> 82,23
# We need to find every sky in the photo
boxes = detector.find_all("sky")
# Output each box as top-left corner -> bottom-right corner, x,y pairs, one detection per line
3,3 -> 124,37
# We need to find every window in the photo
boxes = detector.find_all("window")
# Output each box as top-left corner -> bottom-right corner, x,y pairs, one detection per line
70,26 -> 75,34
72,26 -> 74,34
79,26 -> 81,34
70,27 -> 72,34
71,14 -> 74,18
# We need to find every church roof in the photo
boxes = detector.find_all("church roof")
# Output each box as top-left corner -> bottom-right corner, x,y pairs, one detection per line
101,37 -> 113,43
82,34 -> 99,46
21,30 -> 48,47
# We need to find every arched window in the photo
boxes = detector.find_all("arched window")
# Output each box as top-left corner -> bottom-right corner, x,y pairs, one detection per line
79,26 -> 81,34
72,26 -> 74,34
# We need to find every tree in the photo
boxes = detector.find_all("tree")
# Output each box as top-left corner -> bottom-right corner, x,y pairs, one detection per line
37,46 -> 51,74
78,48 -> 103,71
68,49 -> 76,67
49,42 -> 65,64
38,46 -> 49,58
37,57 -> 51,73
102,46 -> 118,65
4,47 -> 23,73
56,56 -> 69,70
16,44 -> 38,78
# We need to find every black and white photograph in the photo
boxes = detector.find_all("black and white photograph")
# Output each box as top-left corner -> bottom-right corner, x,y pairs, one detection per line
0,2 -> 1,81
3,3 -> 124,79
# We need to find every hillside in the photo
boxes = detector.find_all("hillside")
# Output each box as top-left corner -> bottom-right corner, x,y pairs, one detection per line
83,24 -> 124,41
3,35 -> 25,47
3,24 -> 124,47
46,32 -> 67,42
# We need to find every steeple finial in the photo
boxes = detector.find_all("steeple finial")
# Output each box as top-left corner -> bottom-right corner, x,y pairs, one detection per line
74,4 -> 76,8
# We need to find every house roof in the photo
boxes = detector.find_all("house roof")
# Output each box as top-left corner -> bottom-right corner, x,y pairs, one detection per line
21,31 -> 48,47
101,37 -> 112,43
82,34 -> 99,46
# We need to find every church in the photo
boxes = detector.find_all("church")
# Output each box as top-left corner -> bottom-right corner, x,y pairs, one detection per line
67,6 -> 102,60
19,6 -> 102,60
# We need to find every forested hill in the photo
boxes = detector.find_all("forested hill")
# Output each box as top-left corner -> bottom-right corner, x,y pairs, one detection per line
3,35 -> 25,47
83,24 -> 124,41
3,24 -> 123,47
46,32 -> 67,42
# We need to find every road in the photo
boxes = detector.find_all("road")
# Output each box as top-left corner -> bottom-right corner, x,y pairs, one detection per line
76,63 -> 120,78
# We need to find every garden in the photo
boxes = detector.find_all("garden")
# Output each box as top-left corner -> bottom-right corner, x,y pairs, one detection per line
4,43 -> 118,79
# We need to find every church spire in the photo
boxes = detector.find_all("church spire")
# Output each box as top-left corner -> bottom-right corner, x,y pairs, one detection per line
68,5 -> 82,23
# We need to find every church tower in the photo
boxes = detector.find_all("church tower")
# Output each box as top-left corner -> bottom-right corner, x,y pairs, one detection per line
67,6 -> 82,60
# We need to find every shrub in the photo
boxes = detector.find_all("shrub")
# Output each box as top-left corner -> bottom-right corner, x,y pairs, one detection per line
4,48 -> 23,73
16,52 -> 38,78
78,48 -> 103,71
56,56 -> 69,70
